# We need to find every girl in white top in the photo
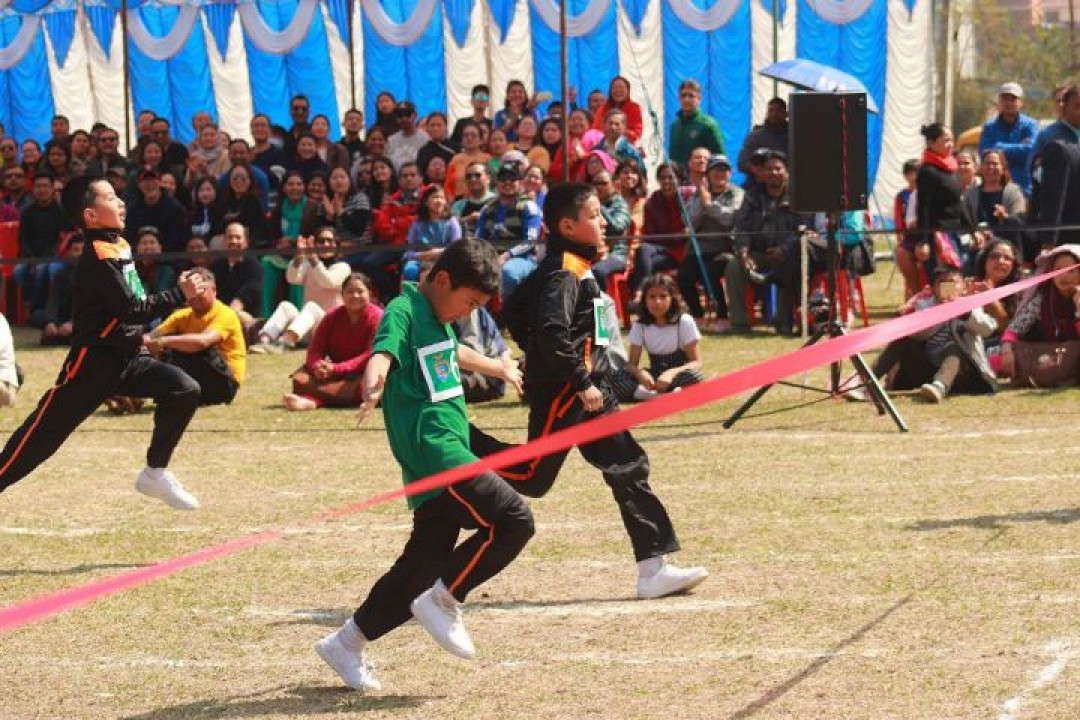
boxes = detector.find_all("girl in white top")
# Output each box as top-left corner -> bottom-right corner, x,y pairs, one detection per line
613,273 -> 706,402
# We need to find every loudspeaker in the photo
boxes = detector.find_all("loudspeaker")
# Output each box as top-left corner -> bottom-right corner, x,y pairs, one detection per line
788,92 -> 868,213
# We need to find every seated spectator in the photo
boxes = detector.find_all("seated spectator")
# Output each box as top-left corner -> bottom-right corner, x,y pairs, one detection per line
299,172 -> 331,232
20,139 -> 40,189
485,127 -> 510,176
476,163 -> 542,299
0,312 -> 20,407
15,172 -> 73,314
583,148 -> 616,183
523,164 -> 547,208
189,124 -> 231,176
611,273 -> 705,403
32,233 -> 83,346
963,149 -> 1026,270
282,272 -> 383,411
630,163 -> 690,301
450,162 -> 494,235
385,100 -> 429,169
40,143 -> 74,185
686,146 -> 711,187
724,150 -> 809,334
216,141 -> 271,210
512,115 -> 547,172
615,159 -> 647,230
451,84 -> 493,144
365,155 -> 398,209
1001,245 -> 1080,386
294,134 -> 330,182
323,166 -> 371,243
547,109 -> 591,183
134,226 -> 177,295
349,126 -> 388,185
310,114 -> 351,172
893,158 -> 923,300
124,166 -> 189,254
183,235 -> 212,272
494,79 -> 539,142
188,176 -> 226,246
146,267 -> 245,406
417,111 -> 458,181
370,90 -> 399,137
265,170 -> 311,316
339,107 -> 367,164
856,267 -> 996,403
682,154 -> 744,332
537,118 -> 562,174
403,186 -> 461,281
446,122 -> 491,198
596,108 -> 645,175
221,163 -> 270,249
455,304 -> 514,403
590,76 -> 644,145
250,228 -> 352,353
736,98 -> 789,177
1,164 -> 30,217
590,169 -> 632,292
355,162 -> 423,300
969,238 -> 1021,370
210,221 -> 263,333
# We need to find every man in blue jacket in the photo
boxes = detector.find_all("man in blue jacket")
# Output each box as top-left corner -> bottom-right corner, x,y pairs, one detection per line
979,82 -> 1039,195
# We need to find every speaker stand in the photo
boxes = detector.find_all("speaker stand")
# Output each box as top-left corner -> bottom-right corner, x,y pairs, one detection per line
723,216 -> 908,432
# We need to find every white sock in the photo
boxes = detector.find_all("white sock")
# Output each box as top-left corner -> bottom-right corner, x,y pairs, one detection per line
143,466 -> 165,480
637,556 -> 665,579
432,579 -> 457,607
633,386 -> 657,401
337,618 -> 367,651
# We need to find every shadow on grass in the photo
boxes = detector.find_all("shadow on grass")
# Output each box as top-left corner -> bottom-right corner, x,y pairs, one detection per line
0,562 -> 149,577
121,685 -> 437,719
726,594 -> 913,720
905,507 -> 1080,531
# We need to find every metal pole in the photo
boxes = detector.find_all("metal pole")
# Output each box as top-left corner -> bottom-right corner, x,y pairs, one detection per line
560,0 -> 570,182
771,0 -> 779,98
347,0 -> 357,110
1070,0 -> 1077,71
121,0 -> 132,155
943,0 -> 956,128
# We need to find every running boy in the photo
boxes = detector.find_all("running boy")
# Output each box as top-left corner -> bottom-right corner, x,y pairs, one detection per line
315,238 -> 534,692
0,176 -> 207,509
477,182 -> 709,599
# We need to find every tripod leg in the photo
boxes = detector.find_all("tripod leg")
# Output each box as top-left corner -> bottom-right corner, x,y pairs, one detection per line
849,351 -> 909,432
722,382 -> 775,429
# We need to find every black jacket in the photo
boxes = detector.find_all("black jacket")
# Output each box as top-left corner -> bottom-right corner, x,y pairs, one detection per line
916,163 -> 975,237
521,234 -> 609,399
70,230 -> 184,349
1037,140 -> 1080,247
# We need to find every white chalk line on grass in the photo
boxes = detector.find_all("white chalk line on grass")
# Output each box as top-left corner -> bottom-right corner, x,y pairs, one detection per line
998,640 -> 1080,720
504,646 -> 889,667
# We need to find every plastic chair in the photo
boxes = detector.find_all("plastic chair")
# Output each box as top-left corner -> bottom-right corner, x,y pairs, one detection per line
0,221 -> 25,324
810,269 -> 870,327
742,283 -> 777,326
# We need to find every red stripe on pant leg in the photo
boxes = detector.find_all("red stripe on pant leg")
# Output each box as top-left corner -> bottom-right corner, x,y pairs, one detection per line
446,485 -> 494,596
496,384 -> 574,482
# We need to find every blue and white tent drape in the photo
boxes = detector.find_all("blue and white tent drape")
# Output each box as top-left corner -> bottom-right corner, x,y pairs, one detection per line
0,0 -> 931,204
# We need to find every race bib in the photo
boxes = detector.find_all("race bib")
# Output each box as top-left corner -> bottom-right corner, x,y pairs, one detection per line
118,246 -> 146,300
417,339 -> 463,402
593,298 -> 610,347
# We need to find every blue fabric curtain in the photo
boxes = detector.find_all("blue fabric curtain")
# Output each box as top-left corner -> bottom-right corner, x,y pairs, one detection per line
662,0 -> 752,183
363,0 -> 445,122
325,0 -> 351,46
0,15 -> 53,145
84,5 -> 116,60
128,5 -> 217,145
487,0 -> 516,44
444,0 -> 472,49
203,2 -> 236,62
529,0 -> 619,115
797,0 -> 887,190
246,0 -> 341,137
44,10 -> 77,68
623,0 -> 650,36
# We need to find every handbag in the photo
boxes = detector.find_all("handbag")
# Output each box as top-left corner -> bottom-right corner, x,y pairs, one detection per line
1011,340 -> 1080,387
933,231 -> 964,269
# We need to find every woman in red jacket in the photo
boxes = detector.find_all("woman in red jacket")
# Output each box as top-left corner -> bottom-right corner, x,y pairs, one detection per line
590,76 -> 644,145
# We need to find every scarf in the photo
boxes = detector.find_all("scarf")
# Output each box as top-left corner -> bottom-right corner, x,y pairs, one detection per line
921,148 -> 958,173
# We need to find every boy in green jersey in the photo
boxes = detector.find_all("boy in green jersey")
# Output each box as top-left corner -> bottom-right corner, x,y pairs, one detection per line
316,238 -> 533,692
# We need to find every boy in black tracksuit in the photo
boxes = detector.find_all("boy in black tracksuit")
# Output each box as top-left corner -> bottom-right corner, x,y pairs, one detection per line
0,177 -> 207,510
473,182 -> 708,599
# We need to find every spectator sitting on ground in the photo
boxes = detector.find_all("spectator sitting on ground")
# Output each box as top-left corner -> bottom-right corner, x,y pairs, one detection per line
134,226 -> 177,296
737,98 -> 789,177
146,267 -> 245,406
210,221 -> 263,335
250,227 -> 352,354
979,82 -> 1039,196
282,272 -> 383,411
968,237 -> 1021,373
403,186 -> 461,282
1001,245 -> 1080,386
0,312 -> 20,407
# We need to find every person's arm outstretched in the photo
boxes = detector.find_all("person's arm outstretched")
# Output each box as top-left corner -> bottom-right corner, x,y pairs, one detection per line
457,344 -> 522,396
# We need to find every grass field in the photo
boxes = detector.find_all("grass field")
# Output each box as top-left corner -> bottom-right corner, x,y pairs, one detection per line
2,266 -> 1080,720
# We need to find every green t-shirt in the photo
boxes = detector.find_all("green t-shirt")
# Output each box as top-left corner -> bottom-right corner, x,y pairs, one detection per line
372,282 -> 475,509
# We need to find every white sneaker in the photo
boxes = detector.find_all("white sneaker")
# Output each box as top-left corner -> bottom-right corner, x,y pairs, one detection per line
637,562 -> 709,600
410,583 -> 475,660
918,380 -> 946,403
315,631 -> 382,692
135,468 -> 199,510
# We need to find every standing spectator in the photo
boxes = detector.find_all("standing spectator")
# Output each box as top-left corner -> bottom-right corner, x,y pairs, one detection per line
311,114 -> 351,172
451,84 -> 493,144
15,173 -> 73,314
282,272 -> 383,411
590,169 -> 632,292
1030,81 -> 1079,183
284,93 -> 312,157
681,154 -> 743,331
385,101 -> 429,170
450,162 -> 494,235
494,80 -> 539,142
915,123 -> 976,273
979,82 -> 1039,195
403,185 -> 462,281
1037,140 -> 1080,248
724,151 -> 809,334
590,76 -> 644,145
893,158 -> 923,299
146,267 -> 245,406
149,116 -> 189,170
446,123 -> 491,198
597,109 -> 646,175
737,98 -> 789,177
369,91 -> 398,138
210,221 -> 263,330
416,112 -> 458,181
668,79 -> 724,167
251,228 -> 352,352
476,164 -> 542,298
339,108 -> 367,164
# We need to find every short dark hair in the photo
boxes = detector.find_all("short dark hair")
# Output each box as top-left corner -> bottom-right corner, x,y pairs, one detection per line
428,238 -> 500,296
471,84 -> 490,97
902,158 -> 920,174
543,182 -> 596,231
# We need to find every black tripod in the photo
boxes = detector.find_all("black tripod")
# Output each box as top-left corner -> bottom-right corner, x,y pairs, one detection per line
723,215 -> 908,432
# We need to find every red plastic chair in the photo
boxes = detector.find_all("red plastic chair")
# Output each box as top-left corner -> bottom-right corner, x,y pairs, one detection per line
810,269 -> 869,327
0,221 -> 25,324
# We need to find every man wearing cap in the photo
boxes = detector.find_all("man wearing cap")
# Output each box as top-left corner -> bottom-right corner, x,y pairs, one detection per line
979,82 -> 1039,195
104,163 -> 129,200
124,166 -> 188,256
738,98 -> 789,178
452,85 -> 493,145
476,163 -> 542,299
683,155 -> 744,331
385,100 -> 430,170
